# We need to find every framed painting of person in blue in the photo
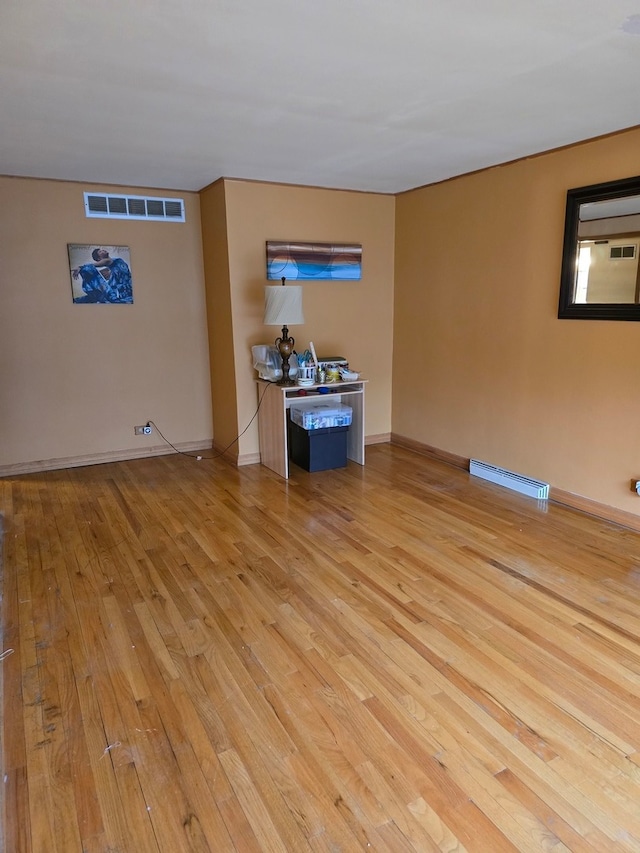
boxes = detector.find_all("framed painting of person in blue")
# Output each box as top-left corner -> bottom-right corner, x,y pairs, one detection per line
68,244 -> 133,303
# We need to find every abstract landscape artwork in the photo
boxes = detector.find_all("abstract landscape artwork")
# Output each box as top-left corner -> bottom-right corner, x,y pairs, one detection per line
266,241 -> 362,281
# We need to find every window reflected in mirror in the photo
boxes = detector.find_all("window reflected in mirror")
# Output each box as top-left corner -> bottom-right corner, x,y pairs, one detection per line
576,195 -> 640,304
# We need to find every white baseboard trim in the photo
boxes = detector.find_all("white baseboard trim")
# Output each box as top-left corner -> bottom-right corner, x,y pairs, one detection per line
0,440 -> 213,478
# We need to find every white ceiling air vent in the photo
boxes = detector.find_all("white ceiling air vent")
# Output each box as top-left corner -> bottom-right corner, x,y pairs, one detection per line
83,192 -> 185,222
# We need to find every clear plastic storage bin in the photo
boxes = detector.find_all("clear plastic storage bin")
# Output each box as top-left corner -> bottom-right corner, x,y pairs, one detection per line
289,402 -> 353,430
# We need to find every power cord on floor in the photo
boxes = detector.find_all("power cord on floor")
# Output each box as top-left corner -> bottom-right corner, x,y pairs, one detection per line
147,381 -> 272,462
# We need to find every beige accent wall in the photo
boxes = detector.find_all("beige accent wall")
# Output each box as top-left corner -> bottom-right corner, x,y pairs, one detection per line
199,180 -> 239,456
393,127 -> 640,515
8,134 -> 638,515
0,176 -> 212,472
202,179 -> 395,462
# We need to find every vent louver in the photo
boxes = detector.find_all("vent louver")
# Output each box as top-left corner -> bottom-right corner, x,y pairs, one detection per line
84,192 -> 185,222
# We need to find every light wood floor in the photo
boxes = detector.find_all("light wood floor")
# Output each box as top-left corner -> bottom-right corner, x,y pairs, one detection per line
3,446 -> 640,852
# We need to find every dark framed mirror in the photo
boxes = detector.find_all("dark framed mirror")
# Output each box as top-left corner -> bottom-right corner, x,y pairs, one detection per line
558,175 -> 640,320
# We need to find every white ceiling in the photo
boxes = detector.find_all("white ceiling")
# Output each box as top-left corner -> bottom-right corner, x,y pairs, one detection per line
2,0 -> 640,194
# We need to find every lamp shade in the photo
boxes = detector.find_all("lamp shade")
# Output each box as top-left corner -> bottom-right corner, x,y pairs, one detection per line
264,285 -> 304,325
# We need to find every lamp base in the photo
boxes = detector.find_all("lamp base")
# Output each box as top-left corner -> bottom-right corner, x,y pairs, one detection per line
275,325 -> 296,386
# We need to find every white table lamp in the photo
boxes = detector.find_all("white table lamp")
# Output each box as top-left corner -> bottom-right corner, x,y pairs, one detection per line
264,277 -> 304,385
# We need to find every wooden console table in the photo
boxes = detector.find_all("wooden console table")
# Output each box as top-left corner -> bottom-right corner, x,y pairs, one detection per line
257,379 -> 367,479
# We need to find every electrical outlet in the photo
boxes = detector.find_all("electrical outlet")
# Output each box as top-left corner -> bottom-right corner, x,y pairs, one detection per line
134,424 -> 152,436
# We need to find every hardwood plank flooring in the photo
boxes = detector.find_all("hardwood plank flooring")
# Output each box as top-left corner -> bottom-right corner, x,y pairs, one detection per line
3,445 -> 640,851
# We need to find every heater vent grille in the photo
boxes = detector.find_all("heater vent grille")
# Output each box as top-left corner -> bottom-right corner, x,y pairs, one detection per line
469,459 -> 549,500
83,192 -> 185,222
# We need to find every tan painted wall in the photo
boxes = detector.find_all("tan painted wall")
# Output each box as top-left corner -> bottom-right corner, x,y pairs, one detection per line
0,176 -> 212,470
393,127 -> 640,514
10,134 -> 638,514
219,179 -> 395,460
199,180 -> 239,456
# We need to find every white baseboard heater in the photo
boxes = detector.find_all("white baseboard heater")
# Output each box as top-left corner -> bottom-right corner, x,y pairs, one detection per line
469,459 -> 549,500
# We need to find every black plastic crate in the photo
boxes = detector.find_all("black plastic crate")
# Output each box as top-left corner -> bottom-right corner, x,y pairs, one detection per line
289,421 -> 349,472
